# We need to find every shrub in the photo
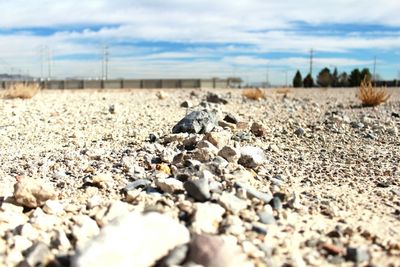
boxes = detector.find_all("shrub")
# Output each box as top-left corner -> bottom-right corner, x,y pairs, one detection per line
303,74 -> 314,88
3,83 -> 41,99
358,77 -> 390,107
293,70 -> 303,88
242,88 -> 265,100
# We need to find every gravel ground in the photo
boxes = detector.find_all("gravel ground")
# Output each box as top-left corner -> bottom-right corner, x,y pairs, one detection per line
0,87 -> 399,267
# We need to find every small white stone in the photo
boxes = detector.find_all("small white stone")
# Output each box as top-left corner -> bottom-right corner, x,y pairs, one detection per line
43,199 -> 64,215
192,203 -> 225,234
72,215 -> 100,248
155,178 -> 184,194
73,212 -> 190,267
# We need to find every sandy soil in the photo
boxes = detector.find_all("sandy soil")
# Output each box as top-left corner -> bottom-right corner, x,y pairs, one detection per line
0,87 -> 399,267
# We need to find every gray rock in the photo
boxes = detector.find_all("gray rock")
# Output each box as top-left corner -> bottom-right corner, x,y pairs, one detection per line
234,182 -> 273,203
238,146 -> 265,168
123,179 -> 151,192
108,104 -> 116,114
350,121 -> 364,129
184,179 -> 210,202
218,192 -> 247,214
172,110 -> 217,134
271,196 -> 283,210
212,156 -> 229,168
345,247 -> 369,263
19,242 -> 53,267
294,127 -> 305,136
187,234 -> 251,267
258,210 -> 276,225
13,178 -> 57,208
73,212 -> 190,267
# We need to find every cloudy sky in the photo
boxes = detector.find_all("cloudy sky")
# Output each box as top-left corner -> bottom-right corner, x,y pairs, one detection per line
0,0 -> 399,85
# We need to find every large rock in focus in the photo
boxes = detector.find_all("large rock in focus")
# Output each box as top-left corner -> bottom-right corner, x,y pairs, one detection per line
172,110 -> 217,134
13,178 -> 57,208
73,212 -> 190,267
187,234 -> 252,267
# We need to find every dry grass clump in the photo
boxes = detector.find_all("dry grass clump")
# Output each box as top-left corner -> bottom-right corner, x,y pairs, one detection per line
275,87 -> 291,94
357,78 -> 390,107
3,83 -> 41,99
242,88 -> 265,100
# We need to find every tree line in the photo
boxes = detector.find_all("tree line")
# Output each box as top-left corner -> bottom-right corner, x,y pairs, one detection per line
292,67 -> 372,88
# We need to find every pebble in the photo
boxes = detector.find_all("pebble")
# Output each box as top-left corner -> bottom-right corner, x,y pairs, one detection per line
345,247 -> 369,263
91,173 -> 114,188
206,92 -> 228,104
72,215 -> 100,247
13,177 -> 57,208
218,145 -> 241,163
157,245 -> 188,267
19,242 -> 54,267
238,146 -> 266,168
218,192 -> 247,214
192,203 -> 225,234
73,212 -> 190,267
251,122 -> 266,137
172,110 -> 217,134
235,182 -> 273,203
294,127 -> 305,136
180,100 -> 192,108
186,234 -> 251,267
43,199 -> 64,215
156,178 -> 184,194
224,113 -> 239,124
184,179 -> 210,202
123,179 -> 152,192
203,131 -> 231,148
258,209 -> 276,225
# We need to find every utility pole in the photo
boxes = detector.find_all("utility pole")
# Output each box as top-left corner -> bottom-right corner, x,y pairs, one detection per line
373,56 -> 377,81
102,45 -> 109,80
47,47 -> 52,80
40,46 -> 45,81
266,65 -> 269,88
309,48 -> 314,76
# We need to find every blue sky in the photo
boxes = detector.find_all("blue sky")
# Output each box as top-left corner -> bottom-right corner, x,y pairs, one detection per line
0,0 -> 399,85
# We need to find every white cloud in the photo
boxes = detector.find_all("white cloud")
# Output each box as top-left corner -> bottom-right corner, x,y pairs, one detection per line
0,1 -> 399,83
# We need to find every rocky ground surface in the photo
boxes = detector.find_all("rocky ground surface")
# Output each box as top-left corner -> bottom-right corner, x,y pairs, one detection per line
0,87 -> 399,267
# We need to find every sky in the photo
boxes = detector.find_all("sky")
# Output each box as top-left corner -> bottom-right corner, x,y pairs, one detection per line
0,0 -> 399,85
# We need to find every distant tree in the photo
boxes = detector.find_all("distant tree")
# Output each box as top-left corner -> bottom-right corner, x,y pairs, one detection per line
361,68 -> 372,81
338,72 -> 350,87
332,67 -> 339,87
303,73 -> 314,88
349,68 -> 362,87
317,67 -> 333,87
293,70 -> 303,88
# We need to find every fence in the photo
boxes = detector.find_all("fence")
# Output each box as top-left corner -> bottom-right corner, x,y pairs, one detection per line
0,78 -> 231,89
